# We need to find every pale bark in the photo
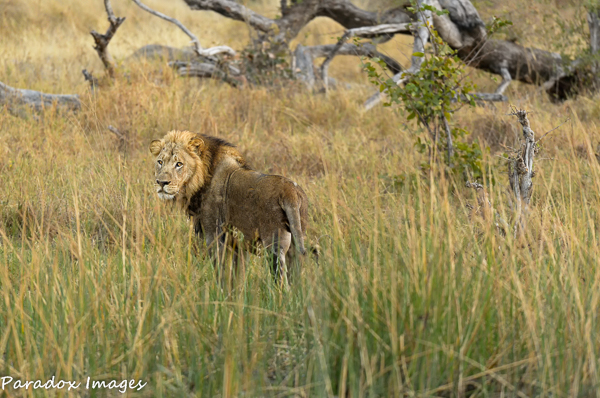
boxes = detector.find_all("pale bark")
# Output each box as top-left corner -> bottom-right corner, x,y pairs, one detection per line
0,81 -> 80,113
168,61 -> 242,87
319,23 -> 410,90
364,0 -> 432,110
508,108 -> 536,237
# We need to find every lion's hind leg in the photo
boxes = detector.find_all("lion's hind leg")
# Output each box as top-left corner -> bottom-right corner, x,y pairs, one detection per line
268,229 -> 292,288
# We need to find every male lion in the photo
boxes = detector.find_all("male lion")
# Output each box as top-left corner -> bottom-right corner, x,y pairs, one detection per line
149,130 -> 308,284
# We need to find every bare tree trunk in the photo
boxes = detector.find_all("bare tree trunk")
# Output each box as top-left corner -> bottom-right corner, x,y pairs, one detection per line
508,108 -> 536,237
90,0 -> 126,77
588,7 -> 600,87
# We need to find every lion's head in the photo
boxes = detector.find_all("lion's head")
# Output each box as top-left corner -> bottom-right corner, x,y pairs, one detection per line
149,130 -> 208,203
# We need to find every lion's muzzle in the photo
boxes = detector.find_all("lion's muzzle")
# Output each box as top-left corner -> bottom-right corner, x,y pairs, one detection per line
155,179 -> 179,200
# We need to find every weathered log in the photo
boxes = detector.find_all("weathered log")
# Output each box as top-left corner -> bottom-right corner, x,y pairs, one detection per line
0,81 -> 80,113
168,61 -> 242,87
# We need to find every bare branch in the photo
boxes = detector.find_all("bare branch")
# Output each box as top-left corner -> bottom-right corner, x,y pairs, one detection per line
442,107 -> 453,164
90,0 -> 126,77
536,118 -> 569,144
320,23 -> 410,91
304,43 -> 402,73
107,125 -> 125,140
494,66 -> 512,95
469,93 -> 507,102
364,1 -> 433,110
131,0 -> 236,58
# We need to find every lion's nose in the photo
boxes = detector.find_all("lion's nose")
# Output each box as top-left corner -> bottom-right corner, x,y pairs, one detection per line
156,180 -> 170,188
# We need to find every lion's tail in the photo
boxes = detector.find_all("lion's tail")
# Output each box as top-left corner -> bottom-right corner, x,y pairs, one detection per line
282,197 -> 307,256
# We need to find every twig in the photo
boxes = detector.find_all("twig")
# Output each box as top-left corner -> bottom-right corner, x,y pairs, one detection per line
536,118 -> 570,144
82,69 -> 98,91
107,125 -> 125,140
131,0 -> 236,58
494,154 -> 511,162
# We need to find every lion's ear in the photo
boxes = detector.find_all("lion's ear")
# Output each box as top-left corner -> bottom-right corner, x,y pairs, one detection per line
187,137 -> 205,154
149,140 -> 164,156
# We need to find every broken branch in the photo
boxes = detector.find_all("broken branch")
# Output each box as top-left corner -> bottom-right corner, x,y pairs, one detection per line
507,106 -> 536,237
90,0 -> 126,78
364,0 -> 433,110
131,0 -> 236,58
320,23 -> 410,90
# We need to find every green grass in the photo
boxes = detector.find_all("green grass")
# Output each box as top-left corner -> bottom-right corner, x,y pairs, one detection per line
2,83 -> 600,396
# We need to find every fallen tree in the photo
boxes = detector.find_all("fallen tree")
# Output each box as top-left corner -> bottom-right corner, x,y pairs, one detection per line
180,0 -> 594,104
0,81 -> 80,115
2,0 -> 593,115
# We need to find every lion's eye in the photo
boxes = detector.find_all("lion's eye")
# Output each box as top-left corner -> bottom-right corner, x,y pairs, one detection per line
175,162 -> 183,168
157,160 -> 163,166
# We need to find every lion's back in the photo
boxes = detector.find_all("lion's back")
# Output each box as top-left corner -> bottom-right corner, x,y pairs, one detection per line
225,169 -> 307,240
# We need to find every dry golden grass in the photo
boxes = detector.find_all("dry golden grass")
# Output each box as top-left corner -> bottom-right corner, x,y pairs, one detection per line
2,0 -> 600,396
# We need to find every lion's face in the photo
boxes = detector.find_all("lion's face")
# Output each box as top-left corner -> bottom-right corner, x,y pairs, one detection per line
149,134 -> 205,201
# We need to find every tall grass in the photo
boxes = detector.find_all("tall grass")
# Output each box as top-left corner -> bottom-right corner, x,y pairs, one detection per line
3,0 -> 600,396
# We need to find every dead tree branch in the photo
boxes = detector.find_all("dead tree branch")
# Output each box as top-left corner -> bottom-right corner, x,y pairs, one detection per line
292,43 -> 403,89
320,23 -> 410,90
495,66 -> 512,95
507,106 -> 536,237
131,0 -> 236,58
168,61 -> 242,87
178,0 -> 594,100
0,81 -> 80,114
90,0 -> 126,77
364,0 -> 432,110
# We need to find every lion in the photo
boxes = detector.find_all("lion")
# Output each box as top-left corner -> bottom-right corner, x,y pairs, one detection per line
149,130 -> 309,285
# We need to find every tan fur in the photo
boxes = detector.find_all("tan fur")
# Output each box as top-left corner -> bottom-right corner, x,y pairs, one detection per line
150,130 -> 309,284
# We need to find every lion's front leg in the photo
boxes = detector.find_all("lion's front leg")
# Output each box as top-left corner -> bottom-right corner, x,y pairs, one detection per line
206,224 -> 241,291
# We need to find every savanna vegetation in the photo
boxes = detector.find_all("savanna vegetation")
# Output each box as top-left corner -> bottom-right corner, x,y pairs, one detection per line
2,0 -> 600,396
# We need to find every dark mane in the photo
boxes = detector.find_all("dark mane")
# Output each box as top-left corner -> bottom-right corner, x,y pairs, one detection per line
201,134 -> 236,149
